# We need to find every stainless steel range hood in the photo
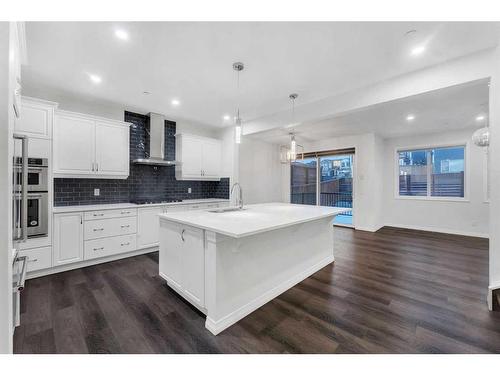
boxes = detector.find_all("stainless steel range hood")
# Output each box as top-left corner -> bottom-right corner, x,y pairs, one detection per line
132,112 -> 179,166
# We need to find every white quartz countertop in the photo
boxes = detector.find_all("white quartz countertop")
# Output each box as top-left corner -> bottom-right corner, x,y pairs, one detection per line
159,202 -> 348,238
52,199 -> 229,213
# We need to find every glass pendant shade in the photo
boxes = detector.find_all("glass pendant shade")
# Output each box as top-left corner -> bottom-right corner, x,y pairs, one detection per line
472,127 -> 489,147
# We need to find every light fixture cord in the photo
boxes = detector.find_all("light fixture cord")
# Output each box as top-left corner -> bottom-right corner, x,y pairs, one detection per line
236,68 -> 241,121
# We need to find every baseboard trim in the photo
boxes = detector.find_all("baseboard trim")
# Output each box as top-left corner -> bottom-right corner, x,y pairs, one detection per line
205,254 -> 335,335
354,225 -> 384,233
383,223 -> 489,239
27,246 -> 158,279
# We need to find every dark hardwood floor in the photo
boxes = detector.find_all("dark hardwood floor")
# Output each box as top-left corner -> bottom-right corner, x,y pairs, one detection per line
14,226 -> 500,354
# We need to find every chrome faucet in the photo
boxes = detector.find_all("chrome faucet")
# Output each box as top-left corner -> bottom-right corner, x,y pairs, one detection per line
230,182 -> 243,209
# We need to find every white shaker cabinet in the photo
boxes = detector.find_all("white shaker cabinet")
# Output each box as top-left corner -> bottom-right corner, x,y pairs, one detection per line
53,110 -> 130,179
159,221 -> 205,308
15,97 -> 58,139
175,133 -> 222,181
201,138 -> 222,178
95,121 -> 130,176
137,206 -> 165,249
53,112 -> 95,175
53,212 -> 84,266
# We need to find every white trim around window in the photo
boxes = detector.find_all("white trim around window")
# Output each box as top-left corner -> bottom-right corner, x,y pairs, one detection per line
393,142 -> 470,202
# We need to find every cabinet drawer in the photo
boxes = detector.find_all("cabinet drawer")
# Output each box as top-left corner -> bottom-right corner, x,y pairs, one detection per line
84,216 -> 137,240
84,234 -> 137,260
84,208 -> 137,221
19,246 -> 52,272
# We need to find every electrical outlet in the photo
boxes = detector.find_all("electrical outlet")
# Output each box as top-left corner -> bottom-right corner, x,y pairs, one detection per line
188,187 -> 192,194
94,188 -> 100,196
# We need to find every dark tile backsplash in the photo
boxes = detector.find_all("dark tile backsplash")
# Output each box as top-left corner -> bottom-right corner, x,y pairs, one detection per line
54,111 -> 230,206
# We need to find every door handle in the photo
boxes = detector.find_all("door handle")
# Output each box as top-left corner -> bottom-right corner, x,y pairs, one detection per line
13,134 -> 28,242
13,256 -> 27,292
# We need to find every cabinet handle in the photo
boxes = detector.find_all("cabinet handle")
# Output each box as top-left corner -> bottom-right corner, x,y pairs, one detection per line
121,211 -> 131,214
91,162 -> 94,172
121,225 -> 130,228
28,258 -> 38,263
96,163 -> 99,172
93,247 -> 104,251
93,213 -> 104,217
181,229 -> 185,242
93,228 -> 104,232
120,242 -> 130,246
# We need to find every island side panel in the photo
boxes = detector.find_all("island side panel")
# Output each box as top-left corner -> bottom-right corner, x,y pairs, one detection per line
204,216 -> 335,335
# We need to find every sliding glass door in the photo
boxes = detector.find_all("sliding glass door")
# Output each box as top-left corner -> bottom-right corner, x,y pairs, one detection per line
290,150 -> 354,226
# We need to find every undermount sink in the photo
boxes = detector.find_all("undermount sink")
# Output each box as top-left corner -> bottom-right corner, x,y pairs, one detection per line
208,207 -> 246,213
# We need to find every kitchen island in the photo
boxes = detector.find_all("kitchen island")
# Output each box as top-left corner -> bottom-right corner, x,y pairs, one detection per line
158,202 -> 346,335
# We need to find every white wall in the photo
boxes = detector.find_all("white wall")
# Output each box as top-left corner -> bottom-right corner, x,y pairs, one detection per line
382,129 -> 489,238
238,137 -> 283,204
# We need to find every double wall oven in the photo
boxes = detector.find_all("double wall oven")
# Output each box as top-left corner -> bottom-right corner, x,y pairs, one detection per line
13,147 -> 49,239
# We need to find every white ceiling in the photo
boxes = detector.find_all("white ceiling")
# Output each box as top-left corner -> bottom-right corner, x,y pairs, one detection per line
23,22 -> 499,128
249,79 -> 490,143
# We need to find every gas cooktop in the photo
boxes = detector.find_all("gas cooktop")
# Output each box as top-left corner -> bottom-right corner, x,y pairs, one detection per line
131,198 -> 183,205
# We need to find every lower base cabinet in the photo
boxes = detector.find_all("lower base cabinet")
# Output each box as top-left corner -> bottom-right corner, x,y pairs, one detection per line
137,206 -> 164,249
48,201 -> 227,277
18,246 -> 52,272
53,212 -> 84,266
84,234 -> 137,260
159,221 -> 205,308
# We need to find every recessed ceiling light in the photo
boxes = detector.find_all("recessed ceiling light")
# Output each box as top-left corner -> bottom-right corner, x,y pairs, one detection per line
406,114 -> 415,121
114,29 -> 129,41
88,74 -> 102,84
223,114 -> 231,121
411,45 -> 425,56
476,115 -> 485,122
171,99 -> 180,106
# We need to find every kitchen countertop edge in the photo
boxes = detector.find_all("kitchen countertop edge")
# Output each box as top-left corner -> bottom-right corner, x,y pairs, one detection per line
52,199 -> 230,213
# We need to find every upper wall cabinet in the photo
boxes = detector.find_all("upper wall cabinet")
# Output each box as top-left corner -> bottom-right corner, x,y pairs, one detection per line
175,134 -> 222,181
53,110 -> 130,179
15,97 -> 58,139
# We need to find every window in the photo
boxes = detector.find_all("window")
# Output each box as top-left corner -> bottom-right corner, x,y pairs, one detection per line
397,145 -> 465,198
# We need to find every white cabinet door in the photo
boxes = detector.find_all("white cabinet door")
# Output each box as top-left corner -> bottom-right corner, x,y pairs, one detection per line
181,226 -> 205,307
53,213 -> 83,266
159,222 -> 183,289
15,99 -> 54,139
95,121 -> 129,176
53,114 -> 95,175
137,206 -> 164,249
202,139 -> 221,178
181,136 -> 203,177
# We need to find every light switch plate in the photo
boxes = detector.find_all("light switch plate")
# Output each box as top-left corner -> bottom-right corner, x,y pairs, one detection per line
94,188 -> 100,196
188,187 -> 192,194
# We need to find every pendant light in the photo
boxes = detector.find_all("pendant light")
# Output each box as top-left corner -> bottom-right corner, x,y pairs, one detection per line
280,93 -> 304,164
288,93 -> 298,161
233,62 -> 244,144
